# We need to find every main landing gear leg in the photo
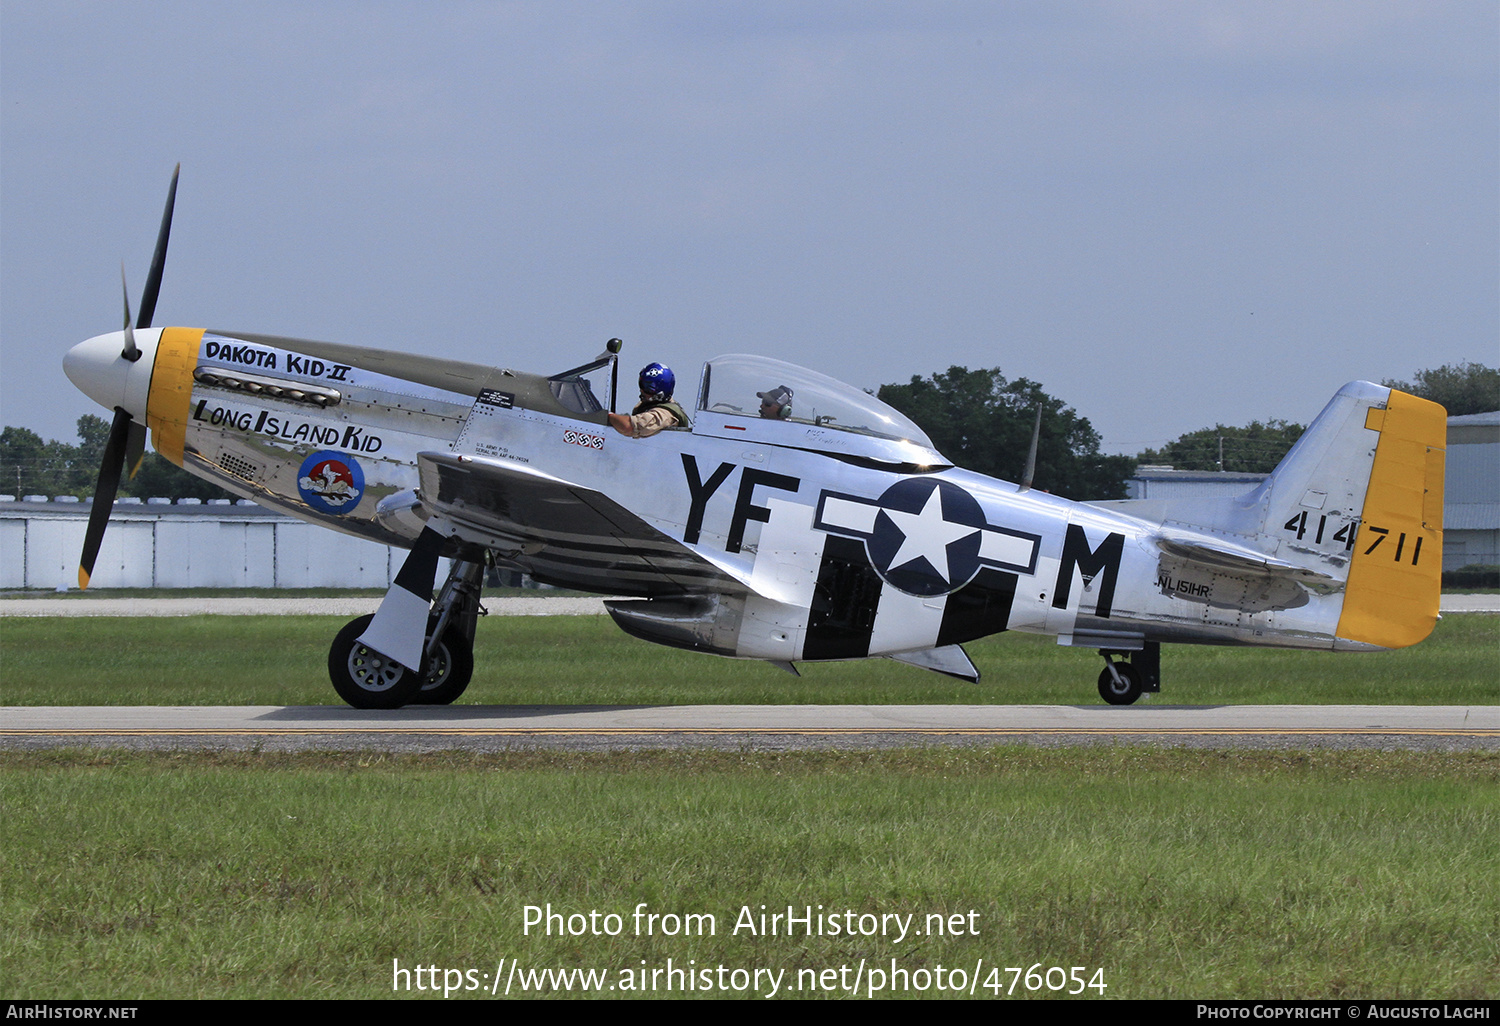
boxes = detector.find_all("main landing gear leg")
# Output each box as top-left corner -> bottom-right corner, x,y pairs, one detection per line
415,556 -> 482,705
1095,642 -> 1161,706
327,526 -> 480,709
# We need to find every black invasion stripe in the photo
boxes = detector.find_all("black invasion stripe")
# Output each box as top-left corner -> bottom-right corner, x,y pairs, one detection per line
803,535 -> 881,661
936,568 -> 1018,647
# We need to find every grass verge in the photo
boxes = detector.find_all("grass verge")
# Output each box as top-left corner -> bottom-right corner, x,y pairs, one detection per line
2,747 -> 1496,999
1,612 -> 1495,706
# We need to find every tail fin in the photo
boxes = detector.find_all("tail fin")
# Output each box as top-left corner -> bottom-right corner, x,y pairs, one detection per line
1260,382 -> 1445,648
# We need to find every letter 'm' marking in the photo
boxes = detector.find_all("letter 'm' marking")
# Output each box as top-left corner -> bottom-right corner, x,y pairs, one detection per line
1051,523 -> 1125,619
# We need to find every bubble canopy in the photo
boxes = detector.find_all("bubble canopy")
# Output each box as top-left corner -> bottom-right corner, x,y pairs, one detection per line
695,354 -> 942,460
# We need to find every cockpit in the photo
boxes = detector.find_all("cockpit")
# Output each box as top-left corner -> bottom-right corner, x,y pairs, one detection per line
541,350 -> 947,467
694,354 -> 947,468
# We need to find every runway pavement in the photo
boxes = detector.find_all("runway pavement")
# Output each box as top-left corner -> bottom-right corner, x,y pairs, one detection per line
3,703 -> 1495,752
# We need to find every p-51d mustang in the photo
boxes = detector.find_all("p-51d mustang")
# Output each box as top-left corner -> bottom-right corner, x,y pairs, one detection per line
64,169 -> 1447,707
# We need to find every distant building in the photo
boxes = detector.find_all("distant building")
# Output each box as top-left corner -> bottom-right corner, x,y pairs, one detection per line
0,497 -> 402,590
1123,466 -> 1268,501
1444,411 -> 1499,570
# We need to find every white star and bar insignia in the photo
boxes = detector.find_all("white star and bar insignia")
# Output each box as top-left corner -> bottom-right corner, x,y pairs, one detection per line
813,478 -> 1040,597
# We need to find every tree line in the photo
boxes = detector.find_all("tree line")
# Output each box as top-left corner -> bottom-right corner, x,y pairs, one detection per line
1135,361 -> 1498,473
1,416 -> 228,501
877,360 -> 1494,493
877,368 -> 1136,499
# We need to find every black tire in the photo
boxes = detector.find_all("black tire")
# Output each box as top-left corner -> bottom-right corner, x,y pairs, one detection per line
1097,662 -> 1143,706
328,614 -> 423,709
415,619 -> 474,705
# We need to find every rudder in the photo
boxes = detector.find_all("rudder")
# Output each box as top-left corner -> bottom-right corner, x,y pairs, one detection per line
1335,389 -> 1446,648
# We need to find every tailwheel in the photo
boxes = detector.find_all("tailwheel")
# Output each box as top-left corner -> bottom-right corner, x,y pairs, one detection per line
1097,659 -> 1143,706
329,613 -> 424,709
415,616 -> 474,705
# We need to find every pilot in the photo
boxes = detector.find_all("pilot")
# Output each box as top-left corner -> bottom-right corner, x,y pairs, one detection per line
608,363 -> 691,438
757,384 -> 793,420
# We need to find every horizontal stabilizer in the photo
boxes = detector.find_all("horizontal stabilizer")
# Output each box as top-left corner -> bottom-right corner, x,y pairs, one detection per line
1154,531 -> 1336,581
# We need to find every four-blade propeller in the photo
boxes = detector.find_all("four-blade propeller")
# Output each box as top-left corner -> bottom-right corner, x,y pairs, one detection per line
78,164 -> 179,589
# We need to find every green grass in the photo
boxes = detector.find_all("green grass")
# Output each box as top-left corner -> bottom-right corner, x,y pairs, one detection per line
1,747 -> 1494,999
1,612 -> 1495,706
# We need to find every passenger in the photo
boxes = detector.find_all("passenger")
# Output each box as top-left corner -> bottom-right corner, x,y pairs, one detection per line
608,363 -> 691,438
757,384 -> 793,420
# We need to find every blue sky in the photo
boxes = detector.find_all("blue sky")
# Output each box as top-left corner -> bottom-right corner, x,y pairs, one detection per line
3,1 -> 1495,455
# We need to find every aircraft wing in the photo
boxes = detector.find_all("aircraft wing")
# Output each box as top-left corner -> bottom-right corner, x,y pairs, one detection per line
416,452 -> 751,597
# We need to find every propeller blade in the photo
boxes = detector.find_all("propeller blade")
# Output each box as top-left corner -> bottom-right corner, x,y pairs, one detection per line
120,265 -> 141,362
124,419 -> 147,479
79,407 -> 133,589
135,164 -> 179,330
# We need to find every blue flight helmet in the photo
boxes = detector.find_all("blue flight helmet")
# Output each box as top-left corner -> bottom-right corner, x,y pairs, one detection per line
639,362 -> 675,399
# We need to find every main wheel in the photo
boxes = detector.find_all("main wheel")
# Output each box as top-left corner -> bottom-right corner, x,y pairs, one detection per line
415,619 -> 474,705
328,614 -> 423,709
1097,661 -> 1143,706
